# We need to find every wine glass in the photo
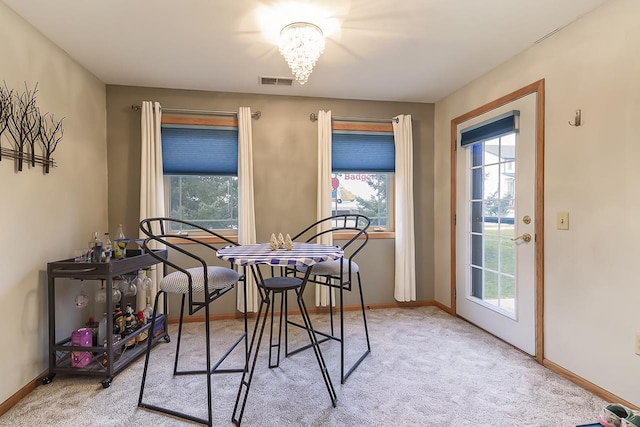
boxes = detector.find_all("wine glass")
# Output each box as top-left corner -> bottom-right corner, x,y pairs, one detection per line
142,272 -> 153,291
95,280 -> 107,304
75,282 -> 89,308
130,271 -> 143,296
112,286 -> 122,303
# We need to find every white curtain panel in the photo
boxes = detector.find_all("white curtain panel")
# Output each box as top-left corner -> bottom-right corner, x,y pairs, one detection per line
237,107 -> 259,312
393,114 -> 417,301
139,101 -> 165,311
316,110 -> 335,306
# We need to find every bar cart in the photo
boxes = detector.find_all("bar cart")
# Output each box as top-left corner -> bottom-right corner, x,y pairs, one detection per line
42,249 -> 168,388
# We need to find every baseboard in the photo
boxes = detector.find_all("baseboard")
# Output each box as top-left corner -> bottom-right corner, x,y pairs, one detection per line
0,372 -> 44,417
542,359 -> 638,410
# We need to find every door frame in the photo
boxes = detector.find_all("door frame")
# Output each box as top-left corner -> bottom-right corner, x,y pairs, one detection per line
450,79 -> 545,363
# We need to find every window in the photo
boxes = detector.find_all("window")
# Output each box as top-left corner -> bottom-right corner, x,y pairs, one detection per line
331,129 -> 395,229
161,122 -> 239,234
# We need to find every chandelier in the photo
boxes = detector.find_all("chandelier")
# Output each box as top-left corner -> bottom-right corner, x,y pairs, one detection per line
278,22 -> 325,85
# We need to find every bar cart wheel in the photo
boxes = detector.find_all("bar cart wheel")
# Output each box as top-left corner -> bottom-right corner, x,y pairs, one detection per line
101,377 -> 113,389
164,335 -> 171,343
41,374 -> 55,385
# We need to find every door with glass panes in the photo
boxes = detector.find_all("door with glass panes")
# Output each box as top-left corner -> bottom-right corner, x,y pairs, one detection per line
455,93 -> 536,355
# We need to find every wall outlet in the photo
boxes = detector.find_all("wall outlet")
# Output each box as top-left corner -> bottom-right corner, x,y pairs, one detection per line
636,333 -> 640,356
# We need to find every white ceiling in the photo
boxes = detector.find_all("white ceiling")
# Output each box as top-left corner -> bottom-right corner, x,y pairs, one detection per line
3,0 -> 610,103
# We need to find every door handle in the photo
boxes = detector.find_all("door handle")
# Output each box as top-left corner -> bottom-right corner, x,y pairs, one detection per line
511,233 -> 532,243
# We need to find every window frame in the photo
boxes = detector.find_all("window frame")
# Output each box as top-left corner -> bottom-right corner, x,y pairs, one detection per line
161,115 -> 239,239
330,121 -> 396,234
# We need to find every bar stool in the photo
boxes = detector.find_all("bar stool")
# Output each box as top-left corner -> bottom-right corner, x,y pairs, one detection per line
138,217 -> 248,427
285,214 -> 371,384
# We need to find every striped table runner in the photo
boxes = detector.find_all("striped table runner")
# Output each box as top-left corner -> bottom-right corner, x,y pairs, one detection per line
217,242 -> 343,268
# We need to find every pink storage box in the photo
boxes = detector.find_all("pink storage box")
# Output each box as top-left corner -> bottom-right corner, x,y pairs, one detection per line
71,327 -> 92,368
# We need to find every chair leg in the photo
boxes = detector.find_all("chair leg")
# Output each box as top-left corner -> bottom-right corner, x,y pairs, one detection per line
232,289 -> 270,426
268,290 -> 284,368
173,293 -> 186,375
327,278 -> 335,336
295,287 -> 337,407
204,294 -> 213,426
341,271 -> 371,383
138,290 -> 164,407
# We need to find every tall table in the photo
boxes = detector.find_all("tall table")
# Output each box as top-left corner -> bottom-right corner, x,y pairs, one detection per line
217,242 -> 343,426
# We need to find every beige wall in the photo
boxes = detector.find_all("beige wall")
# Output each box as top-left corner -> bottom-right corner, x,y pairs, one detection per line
106,86 -> 435,314
0,3 -> 107,404
434,0 -> 640,406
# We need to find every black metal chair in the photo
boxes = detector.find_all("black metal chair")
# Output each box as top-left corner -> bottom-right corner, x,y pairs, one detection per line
137,217 -> 248,427
284,213 -> 371,384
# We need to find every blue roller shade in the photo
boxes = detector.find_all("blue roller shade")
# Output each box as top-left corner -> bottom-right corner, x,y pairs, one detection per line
460,110 -> 519,147
161,124 -> 238,175
332,131 -> 395,172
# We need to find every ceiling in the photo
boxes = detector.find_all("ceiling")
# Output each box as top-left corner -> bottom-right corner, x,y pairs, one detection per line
4,0 -> 610,103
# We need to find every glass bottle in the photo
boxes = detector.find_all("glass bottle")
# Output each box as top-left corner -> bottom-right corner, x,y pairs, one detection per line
143,297 -> 153,323
102,339 -> 109,367
113,304 -> 123,335
114,224 -> 127,259
90,232 -> 103,263
103,232 -> 112,262
98,312 -> 107,346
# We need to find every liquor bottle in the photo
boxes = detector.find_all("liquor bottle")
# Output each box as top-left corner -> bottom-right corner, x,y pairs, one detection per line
113,224 -> 127,259
143,297 -> 153,323
136,310 -> 148,344
90,232 -> 103,263
102,233 -> 112,262
122,304 -> 137,349
113,304 -> 123,335
102,340 -> 109,367
85,316 -> 99,347
98,313 -> 107,346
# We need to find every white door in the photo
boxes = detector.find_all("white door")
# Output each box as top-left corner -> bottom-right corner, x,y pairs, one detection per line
455,93 -> 537,355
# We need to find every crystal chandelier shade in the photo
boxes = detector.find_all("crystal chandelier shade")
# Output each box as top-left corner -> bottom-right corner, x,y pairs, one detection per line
278,22 -> 325,85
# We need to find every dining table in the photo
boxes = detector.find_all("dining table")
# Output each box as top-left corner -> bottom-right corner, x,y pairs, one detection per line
217,241 -> 343,426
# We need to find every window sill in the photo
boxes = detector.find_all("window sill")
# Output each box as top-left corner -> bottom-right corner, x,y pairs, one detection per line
166,235 -> 238,245
334,231 -> 395,240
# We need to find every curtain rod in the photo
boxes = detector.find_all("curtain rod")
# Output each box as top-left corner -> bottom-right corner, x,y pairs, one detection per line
309,112 -> 398,123
131,105 -> 261,119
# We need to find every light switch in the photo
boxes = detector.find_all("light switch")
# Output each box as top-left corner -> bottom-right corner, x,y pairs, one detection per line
557,212 -> 569,230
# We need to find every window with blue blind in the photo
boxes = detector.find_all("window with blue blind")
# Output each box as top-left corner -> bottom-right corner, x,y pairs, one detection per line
161,124 -> 238,175
330,130 -> 395,229
161,123 -> 239,233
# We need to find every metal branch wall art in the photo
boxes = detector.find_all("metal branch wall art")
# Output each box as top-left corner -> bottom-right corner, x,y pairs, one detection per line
0,82 -> 64,173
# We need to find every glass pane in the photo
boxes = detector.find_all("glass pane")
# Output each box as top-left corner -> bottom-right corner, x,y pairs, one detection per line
483,164 -> 499,202
483,270 -> 499,306
167,175 -> 238,231
471,234 -> 483,267
471,267 -> 483,299
331,173 -> 390,227
472,142 -> 483,167
471,201 -> 483,233
500,275 -> 515,314
483,235 -> 499,271
500,133 -> 516,161
471,168 -> 483,200
484,138 -> 500,164
500,236 -> 515,276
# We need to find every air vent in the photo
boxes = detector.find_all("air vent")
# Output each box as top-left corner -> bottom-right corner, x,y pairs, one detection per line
260,76 -> 294,86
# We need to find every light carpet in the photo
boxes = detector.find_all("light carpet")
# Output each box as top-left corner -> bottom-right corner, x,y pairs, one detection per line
0,306 -> 605,426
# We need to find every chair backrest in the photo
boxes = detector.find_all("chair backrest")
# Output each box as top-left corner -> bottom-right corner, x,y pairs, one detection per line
292,214 -> 370,264
140,217 -> 240,313
139,217 -> 238,278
